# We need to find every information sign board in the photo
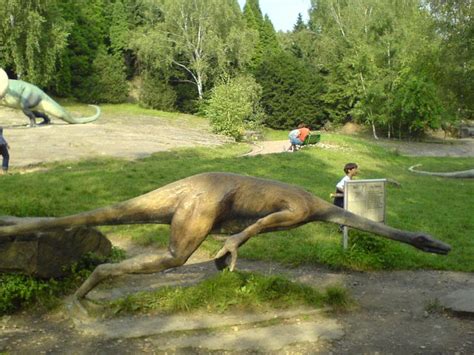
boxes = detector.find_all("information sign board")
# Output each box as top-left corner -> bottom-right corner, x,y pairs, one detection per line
342,179 -> 387,249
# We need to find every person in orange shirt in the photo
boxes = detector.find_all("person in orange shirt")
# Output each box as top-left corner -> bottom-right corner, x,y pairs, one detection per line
287,123 -> 311,152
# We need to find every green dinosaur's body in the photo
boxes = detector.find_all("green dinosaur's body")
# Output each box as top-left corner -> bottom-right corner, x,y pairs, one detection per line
0,69 -> 100,126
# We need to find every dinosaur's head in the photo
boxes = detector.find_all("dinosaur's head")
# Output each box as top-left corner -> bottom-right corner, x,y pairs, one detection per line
412,234 -> 451,255
0,68 -> 8,99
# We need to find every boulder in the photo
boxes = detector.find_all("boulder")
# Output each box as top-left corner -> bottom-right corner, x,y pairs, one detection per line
0,216 -> 111,278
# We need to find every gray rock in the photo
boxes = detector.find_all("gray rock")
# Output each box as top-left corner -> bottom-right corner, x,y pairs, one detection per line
440,288 -> 474,315
0,216 -> 111,278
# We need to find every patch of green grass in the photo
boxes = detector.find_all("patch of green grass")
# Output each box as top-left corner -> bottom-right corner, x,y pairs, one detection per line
59,101 -> 205,125
108,271 -> 351,315
262,127 -> 289,140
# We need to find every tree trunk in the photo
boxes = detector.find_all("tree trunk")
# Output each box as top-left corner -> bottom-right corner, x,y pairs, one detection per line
371,121 -> 379,140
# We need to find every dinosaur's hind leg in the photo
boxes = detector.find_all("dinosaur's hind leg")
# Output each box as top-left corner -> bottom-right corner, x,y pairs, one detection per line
74,250 -> 180,299
32,111 -> 51,125
75,199 -> 217,299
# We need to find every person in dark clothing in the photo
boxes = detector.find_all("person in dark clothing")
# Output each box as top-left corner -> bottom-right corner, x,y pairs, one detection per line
0,128 -> 10,175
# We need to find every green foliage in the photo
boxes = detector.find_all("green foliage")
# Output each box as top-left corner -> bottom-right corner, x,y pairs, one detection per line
204,75 -> 264,140
53,0 -> 108,98
109,271 -> 350,315
0,0 -> 69,86
0,274 -> 51,314
255,51 -> 324,129
429,0 -> 474,119
1,0 -> 470,136
83,47 -> 129,104
307,0 -> 449,138
139,72 -> 177,111
391,69 -> 442,138
130,0 -> 255,101
108,0 -> 130,55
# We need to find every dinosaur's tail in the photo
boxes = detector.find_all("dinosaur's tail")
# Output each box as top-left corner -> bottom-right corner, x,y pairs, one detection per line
61,104 -> 101,124
38,98 -> 101,124
409,164 -> 474,178
0,196 -> 167,238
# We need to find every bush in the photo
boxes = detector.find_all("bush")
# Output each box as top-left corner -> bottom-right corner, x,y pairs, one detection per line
204,75 -> 264,140
255,51 -> 324,129
78,48 -> 128,103
139,73 -> 177,111
83,47 -> 129,104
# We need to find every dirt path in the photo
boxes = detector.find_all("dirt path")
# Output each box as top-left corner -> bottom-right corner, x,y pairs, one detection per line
244,138 -> 474,157
1,111 -> 473,353
0,108 -> 232,170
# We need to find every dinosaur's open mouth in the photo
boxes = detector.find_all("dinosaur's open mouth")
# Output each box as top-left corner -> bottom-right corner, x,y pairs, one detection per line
0,68 -> 8,98
421,244 -> 451,255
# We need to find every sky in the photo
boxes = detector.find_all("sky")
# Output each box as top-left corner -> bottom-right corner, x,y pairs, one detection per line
237,0 -> 312,32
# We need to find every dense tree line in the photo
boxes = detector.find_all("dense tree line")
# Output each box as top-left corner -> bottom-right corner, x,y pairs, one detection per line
0,0 -> 471,139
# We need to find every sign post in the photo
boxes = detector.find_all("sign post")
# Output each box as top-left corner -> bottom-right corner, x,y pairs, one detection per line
342,179 -> 387,249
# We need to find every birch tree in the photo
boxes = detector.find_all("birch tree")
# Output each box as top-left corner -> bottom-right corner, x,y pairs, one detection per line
131,0 -> 255,100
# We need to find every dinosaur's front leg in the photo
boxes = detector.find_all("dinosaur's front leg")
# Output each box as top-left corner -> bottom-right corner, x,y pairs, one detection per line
214,209 -> 306,271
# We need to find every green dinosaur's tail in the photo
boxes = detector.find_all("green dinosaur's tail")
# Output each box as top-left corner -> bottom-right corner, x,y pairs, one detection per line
41,99 -> 101,124
64,104 -> 101,124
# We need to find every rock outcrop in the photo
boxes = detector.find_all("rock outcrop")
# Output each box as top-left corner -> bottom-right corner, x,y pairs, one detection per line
0,216 -> 111,278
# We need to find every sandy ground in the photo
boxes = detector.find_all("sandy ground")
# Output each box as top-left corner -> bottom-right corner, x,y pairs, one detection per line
1,108 -> 474,354
0,108 -> 232,170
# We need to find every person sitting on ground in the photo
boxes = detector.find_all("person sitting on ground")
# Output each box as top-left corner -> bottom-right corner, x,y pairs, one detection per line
0,128 -> 10,175
287,123 -> 311,152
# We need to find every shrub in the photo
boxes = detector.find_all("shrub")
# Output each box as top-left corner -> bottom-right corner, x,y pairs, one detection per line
255,51 -> 324,129
82,47 -> 129,104
204,75 -> 264,140
139,73 -> 177,111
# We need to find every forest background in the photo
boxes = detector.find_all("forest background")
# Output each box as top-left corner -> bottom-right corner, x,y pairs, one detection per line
0,0 -> 472,140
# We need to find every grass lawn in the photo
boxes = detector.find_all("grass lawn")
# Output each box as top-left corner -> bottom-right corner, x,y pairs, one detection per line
1,127 -> 472,273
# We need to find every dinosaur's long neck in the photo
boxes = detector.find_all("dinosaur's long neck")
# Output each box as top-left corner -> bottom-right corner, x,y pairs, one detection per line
311,203 -> 416,245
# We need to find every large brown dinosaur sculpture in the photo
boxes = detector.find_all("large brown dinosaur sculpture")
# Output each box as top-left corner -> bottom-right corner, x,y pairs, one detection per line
409,164 -> 474,178
0,172 -> 451,299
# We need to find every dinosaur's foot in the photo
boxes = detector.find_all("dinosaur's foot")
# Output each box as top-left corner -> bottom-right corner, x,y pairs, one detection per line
214,252 -> 232,271
65,295 -> 90,321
